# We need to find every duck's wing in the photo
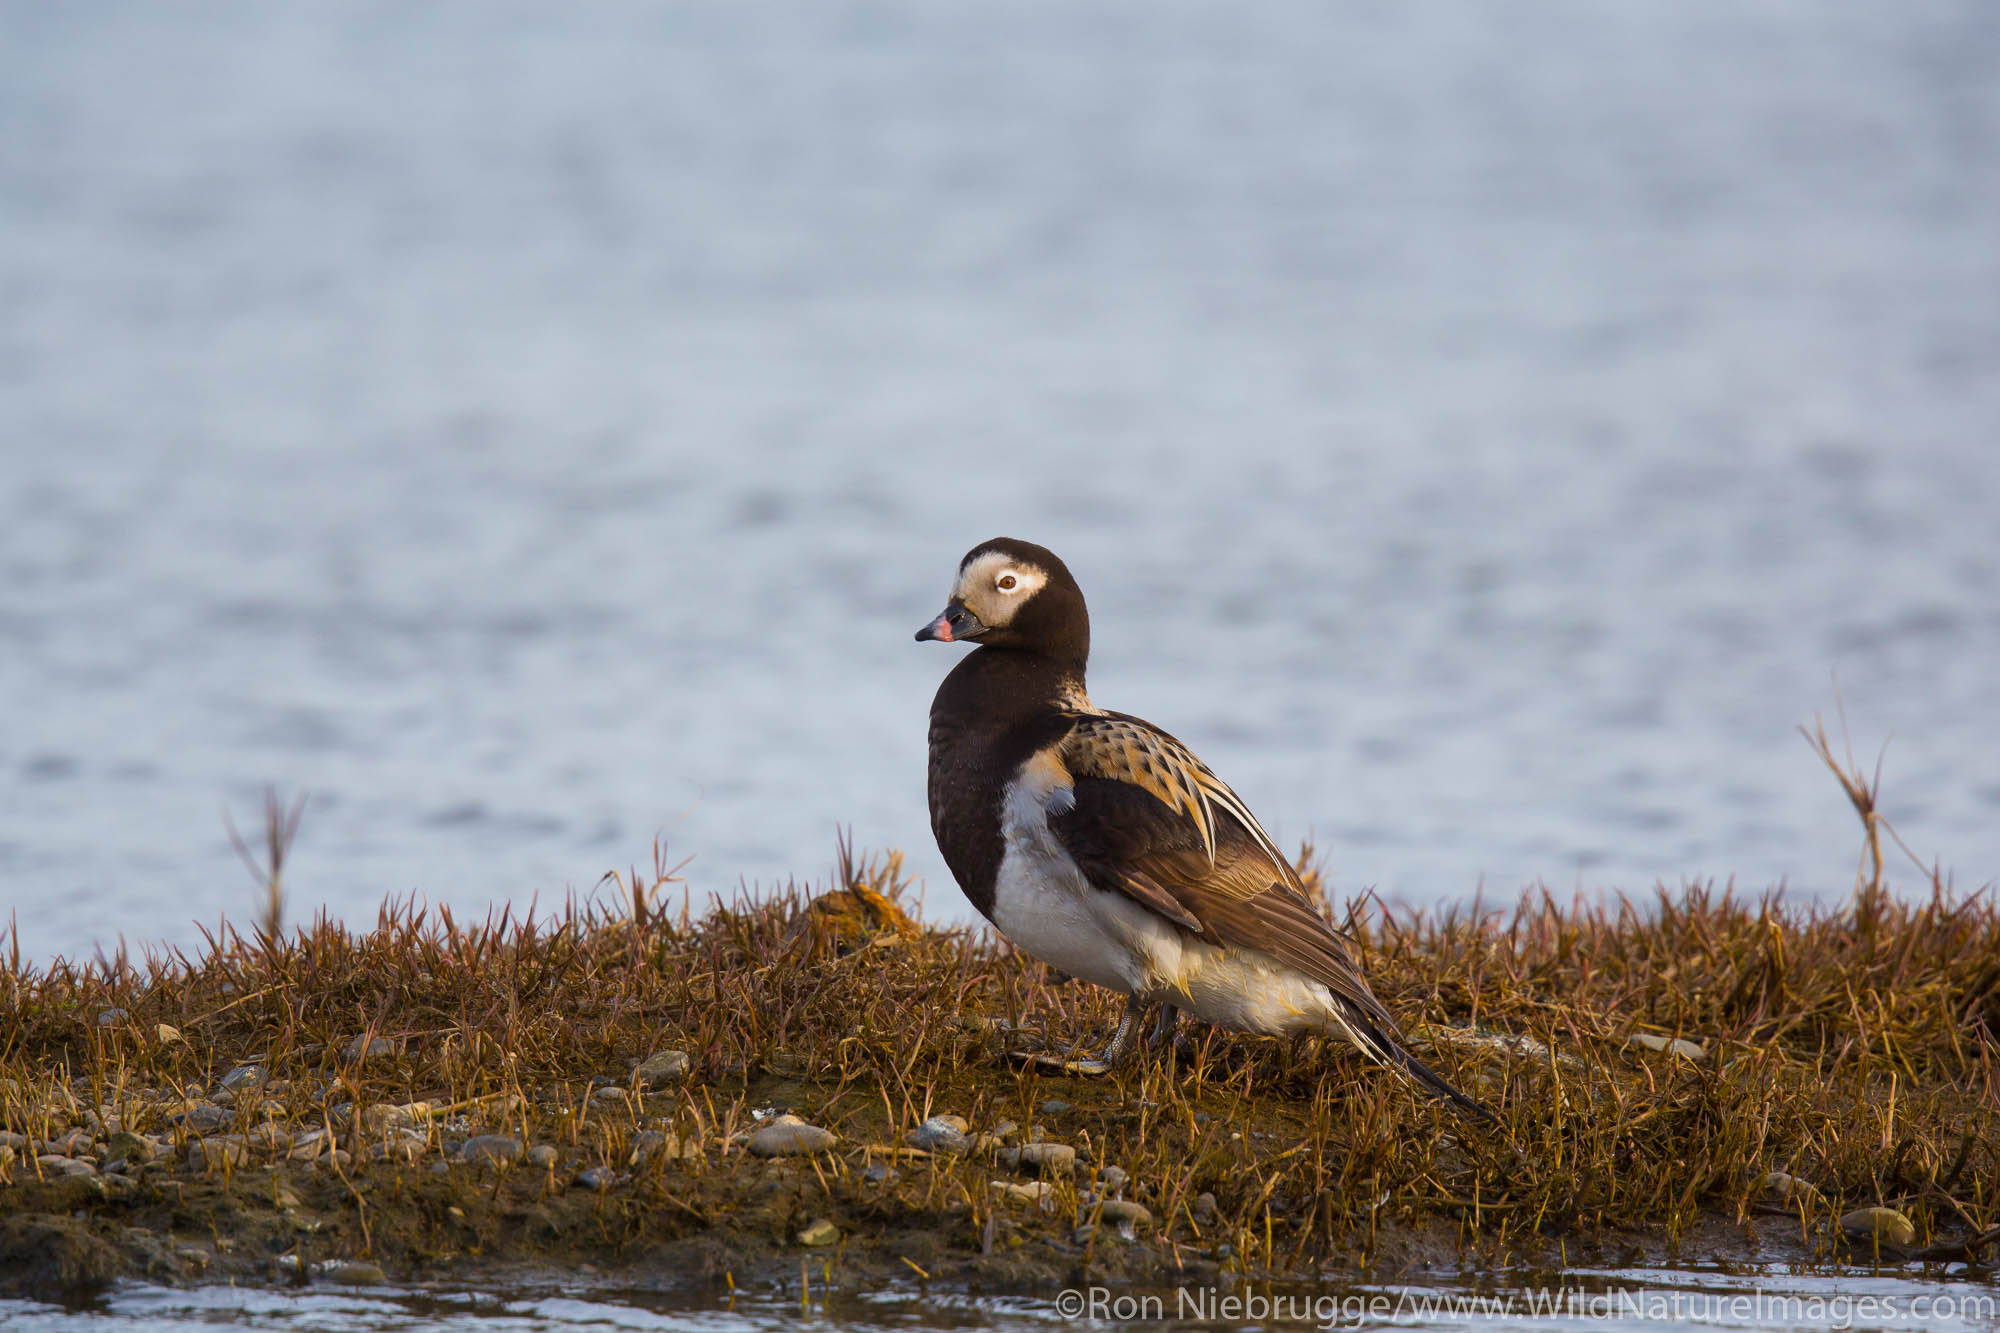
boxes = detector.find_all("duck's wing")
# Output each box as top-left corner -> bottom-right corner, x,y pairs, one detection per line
1042,710 -> 1401,1049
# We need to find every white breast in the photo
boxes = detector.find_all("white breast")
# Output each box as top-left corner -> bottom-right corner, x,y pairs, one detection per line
986,753 -> 1370,1047
987,756 -> 1177,996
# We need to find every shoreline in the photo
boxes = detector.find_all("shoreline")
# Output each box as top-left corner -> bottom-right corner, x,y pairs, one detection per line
3,846 -> 1997,1306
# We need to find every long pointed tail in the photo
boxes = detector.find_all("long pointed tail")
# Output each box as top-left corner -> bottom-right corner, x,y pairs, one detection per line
1340,1009 -> 1498,1124
1386,1037 -> 1499,1124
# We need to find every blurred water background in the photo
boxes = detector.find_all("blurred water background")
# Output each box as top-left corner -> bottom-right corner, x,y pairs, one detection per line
4,1 -> 1999,965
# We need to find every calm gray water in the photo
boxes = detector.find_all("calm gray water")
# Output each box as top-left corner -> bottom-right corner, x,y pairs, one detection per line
3,2 -> 1999,972
4,1267 -> 2000,1333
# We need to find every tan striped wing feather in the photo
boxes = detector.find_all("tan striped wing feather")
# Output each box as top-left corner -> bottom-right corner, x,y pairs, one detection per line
1051,710 -> 1402,1044
1056,712 -> 1295,883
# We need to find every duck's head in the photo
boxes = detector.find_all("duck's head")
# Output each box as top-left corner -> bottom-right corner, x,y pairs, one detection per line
914,537 -> 1089,668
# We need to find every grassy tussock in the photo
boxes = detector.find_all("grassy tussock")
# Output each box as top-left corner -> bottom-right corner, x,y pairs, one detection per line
2,824 -> 1996,1293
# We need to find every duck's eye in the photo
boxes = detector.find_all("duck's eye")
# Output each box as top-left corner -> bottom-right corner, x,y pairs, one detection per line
997,571 -> 1020,593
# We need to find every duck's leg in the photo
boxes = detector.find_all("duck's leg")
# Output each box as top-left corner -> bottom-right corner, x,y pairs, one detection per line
1097,994 -> 1150,1067
1147,1003 -> 1180,1049
1012,994 -> 1149,1077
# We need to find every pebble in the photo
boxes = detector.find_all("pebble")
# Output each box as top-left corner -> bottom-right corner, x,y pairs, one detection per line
242,1123 -> 291,1151
343,1035 -> 397,1063
96,1008 -> 131,1027
1628,1033 -> 1706,1062
993,1180 -> 1054,1206
44,1129 -> 95,1157
273,1184 -> 302,1209
290,1129 -> 332,1161
0,1130 -> 26,1150
796,1217 -> 840,1247
219,1064 -> 267,1093
1840,1207 -> 1917,1249
1193,1191 -> 1220,1223
318,1260 -> 388,1285
989,1119 -> 1020,1142
102,1131 -> 157,1168
186,1137 -> 249,1172
1097,1166 -> 1128,1192
907,1116 -> 972,1154
633,1050 -> 691,1088
36,1154 -> 96,1178
862,1164 -> 900,1185
748,1118 -> 836,1157
999,1143 -> 1076,1176
527,1144 -> 559,1169
173,1104 -> 233,1135
369,1131 -> 428,1164
1762,1171 -> 1824,1207
591,1086 -> 630,1105
361,1102 -> 431,1133
576,1166 -> 618,1190
1098,1199 -> 1152,1229
628,1130 -> 697,1165
458,1135 -> 523,1168
1038,1100 -> 1072,1115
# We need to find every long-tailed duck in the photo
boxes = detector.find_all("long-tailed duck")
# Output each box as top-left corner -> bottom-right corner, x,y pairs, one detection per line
918,537 -> 1490,1118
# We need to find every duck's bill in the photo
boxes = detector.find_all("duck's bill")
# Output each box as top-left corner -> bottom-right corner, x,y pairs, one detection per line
914,604 -> 987,643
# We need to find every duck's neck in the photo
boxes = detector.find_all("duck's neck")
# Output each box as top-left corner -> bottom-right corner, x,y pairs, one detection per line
935,646 -> 1090,729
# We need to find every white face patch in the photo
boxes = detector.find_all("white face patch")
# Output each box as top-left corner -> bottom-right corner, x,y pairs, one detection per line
953,550 -> 1048,626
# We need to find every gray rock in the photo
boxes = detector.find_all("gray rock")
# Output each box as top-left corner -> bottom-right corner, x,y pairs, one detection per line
343,1035 -> 397,1063
748,1118 -> 835,1157
1193,1191 -> 1219,1223
289,1129 -> 333,1161
527,1144 -> 559,1169
219,1064 -> 266,1093
1097,1165 -> 1129,1192
43,1129 -> 95,1157
458,1135 -> 523,1168
999,1142 -> 1076,1175
309,1147 -> 353,1172
318,1260 -> 388,1285
101,1131 -> 156,1168
627,1129 -> 698,1165
862,1163 -> 900,1185
576,1166 -> 618,1190
1038,1100 -> 1072,1115
173,1104 -> 232,1134
907,1116 -> 971,1154
35,1154 -> 96,1178
633,1050 -> 691,1088
186,1137 -> 250,1172
0,1130 -> 27,1150
368,1131 -> 427,1164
